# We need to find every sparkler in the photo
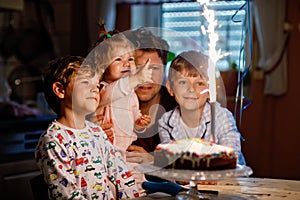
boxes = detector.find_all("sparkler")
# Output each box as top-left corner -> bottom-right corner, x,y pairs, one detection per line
199,0 -> 221,142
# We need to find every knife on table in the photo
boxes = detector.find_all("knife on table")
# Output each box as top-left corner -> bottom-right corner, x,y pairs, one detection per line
142,181 -> 218,196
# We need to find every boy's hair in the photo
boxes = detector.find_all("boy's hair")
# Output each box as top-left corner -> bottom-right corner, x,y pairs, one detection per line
43,55 -> 98,116
126,27 -> 170,65
168,50 -> 209,83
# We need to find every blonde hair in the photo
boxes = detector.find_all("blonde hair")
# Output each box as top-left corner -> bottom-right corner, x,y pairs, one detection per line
168,50 -> 209,84
92,33 -> 135,73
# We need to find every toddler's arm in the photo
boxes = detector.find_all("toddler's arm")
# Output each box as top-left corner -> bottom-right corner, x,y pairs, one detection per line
97,58 -> 152,108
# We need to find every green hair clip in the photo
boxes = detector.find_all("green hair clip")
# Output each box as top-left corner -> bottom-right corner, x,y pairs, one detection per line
167,52 -> 176,62
97,22 -> 111,40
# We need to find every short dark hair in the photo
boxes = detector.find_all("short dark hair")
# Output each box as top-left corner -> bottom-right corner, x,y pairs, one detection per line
43,55 -> 98,116
126,27 -> 170,65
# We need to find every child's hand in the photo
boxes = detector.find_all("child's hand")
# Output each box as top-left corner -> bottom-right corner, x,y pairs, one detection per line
136,58 -> 153,84
100,122 -> 114,143
129,58 -> 153,88
134,114 -> 151,133
89,113 -> 114,143
135,114 -> 151,127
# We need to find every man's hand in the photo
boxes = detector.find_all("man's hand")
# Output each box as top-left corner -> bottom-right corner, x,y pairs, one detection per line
126,145 -> 154,164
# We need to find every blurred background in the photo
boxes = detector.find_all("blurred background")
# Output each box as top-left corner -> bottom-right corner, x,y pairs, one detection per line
0,0 -> 299,199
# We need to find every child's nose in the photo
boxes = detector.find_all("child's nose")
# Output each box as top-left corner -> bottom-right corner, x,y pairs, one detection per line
123,60 -> 130,67
91,85 -> 99,93
187,83 -> 195,92
91,87 -> 98,93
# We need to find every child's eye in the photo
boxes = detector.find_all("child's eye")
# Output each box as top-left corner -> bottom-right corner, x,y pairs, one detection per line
178,80 -> 187,85
99,83 -> 106,90
128,57 -> 135,62
196,81 -> 206,87
114,57 -> 122,62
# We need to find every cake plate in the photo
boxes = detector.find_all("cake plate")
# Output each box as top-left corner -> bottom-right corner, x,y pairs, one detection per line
137,162 -> 253,200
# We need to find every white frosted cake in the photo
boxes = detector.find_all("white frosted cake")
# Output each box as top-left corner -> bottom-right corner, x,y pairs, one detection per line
154,138 -> 237,170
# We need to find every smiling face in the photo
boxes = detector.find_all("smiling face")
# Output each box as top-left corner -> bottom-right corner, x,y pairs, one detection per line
103,46 -> 136,83
168,70 -> 208,111
62,70 -> 101,116
167,51 -> 209,111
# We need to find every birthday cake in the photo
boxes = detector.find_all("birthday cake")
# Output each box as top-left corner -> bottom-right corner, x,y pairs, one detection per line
154,138 -> 237,170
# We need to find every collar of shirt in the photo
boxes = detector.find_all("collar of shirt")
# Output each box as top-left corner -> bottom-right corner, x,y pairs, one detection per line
166,103 -> 211,140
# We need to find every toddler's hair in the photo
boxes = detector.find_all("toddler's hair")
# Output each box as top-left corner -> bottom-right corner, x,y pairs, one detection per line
91,33 -> 135,73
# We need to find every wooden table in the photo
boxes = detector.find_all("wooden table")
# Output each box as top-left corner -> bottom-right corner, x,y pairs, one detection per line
136,177 -> 300,199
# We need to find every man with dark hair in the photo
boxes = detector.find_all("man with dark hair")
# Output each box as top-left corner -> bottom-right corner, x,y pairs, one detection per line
125,28 -> 178,164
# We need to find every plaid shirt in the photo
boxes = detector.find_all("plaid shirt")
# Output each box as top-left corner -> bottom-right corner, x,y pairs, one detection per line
158,102 -> 246,165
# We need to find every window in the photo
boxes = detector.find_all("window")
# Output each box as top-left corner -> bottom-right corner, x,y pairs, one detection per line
161,1 -> 247,71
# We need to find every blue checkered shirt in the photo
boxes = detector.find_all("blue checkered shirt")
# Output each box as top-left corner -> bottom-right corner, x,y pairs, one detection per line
158,102 -> 246,165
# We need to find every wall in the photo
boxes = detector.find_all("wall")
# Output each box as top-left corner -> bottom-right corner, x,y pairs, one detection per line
240,0 -> 300,180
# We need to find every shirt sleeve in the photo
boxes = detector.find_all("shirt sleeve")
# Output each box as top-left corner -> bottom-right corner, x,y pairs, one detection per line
215,108 -> 245,165
158,112 -> 173,144
105,141 -> 140,199
99,77 -> 133,107
131,93 -> 142,122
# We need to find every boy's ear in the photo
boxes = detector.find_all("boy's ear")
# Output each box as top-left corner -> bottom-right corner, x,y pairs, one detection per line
166,81 -> 174,96
53,82 -> 65,98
